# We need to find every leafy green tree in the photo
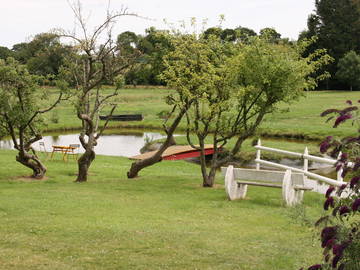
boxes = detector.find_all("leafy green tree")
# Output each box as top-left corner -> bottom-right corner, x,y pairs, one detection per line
234,26 -> 257,43
12,42 -> 32,63
135,27 -> 173,85
11,33 -> 71,80
187,38 -> 331,187
300,0 -> 360,89
117,31 -> 139,55
0,58 -> 64,178
156,33 -> 331,187
259,27 -> 281,43
220,28 -> 237,42
0,46 -> 13,59
203,27 -> 223,39
127,32 -> 201,178
336,51 -> 360,90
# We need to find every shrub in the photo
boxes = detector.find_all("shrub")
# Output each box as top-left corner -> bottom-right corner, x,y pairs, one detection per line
304,101 -> 360,270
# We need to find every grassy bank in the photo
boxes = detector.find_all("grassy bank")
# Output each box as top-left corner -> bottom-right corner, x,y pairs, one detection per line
44,88 -> 357,139
0,149 -> 325,269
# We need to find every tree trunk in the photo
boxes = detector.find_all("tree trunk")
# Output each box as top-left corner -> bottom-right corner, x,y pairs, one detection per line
127,107 -> 187,178
196,138 -> 212,187
16,151 -> 47,179
76,149 -> 95,182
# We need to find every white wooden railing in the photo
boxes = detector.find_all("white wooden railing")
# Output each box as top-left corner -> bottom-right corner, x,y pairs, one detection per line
254,139 -> 346,194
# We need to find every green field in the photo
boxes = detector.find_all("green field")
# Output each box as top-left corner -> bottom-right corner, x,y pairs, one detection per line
1,89 -> 356,269
44,88 -> 357,139
0,149 -> 324,270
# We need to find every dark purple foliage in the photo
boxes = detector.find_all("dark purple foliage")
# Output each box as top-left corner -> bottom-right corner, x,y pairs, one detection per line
335,163 -> 343,172
326,186 -> 336,198
320,109 -> 339,117
332,243 -> 347,256
339,206 -> 350,216
332,255 -> 341,268
324,197 -> 335,210
325,238 -> 336,248
341,106 -> 358,114
339,153 -> 348,162
321,227 -> 337,247
352,198 -> 360,212
341,167 -> 349,178
307,100 -> 359,270
350,176 -> 360,188
353,157 -> 360,171
339,184 -> 347,191
334,114 -> 352,128
308,264 -> 322,270
320,141 -> 331,153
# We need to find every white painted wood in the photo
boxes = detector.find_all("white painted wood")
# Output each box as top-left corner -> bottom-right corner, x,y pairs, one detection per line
236,181 -> 282,188
282,170 -> 304,206
237,183 -> 248,200
256,139 -> 261,171
254,145 -> 346,165
221,167 -> 306,205
282,170 -> 293,206
337,152 -> 344,182
255,159 -> 343,187
224,165 -> 245,200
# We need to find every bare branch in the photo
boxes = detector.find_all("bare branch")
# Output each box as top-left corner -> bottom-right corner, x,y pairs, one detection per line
96,105 -> 116,139
23,92 -> 64,131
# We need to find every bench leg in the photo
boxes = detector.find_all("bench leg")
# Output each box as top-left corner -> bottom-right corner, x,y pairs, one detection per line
225,165 -> 247,200
237,184 -> 248,199
282,169 -> 304,206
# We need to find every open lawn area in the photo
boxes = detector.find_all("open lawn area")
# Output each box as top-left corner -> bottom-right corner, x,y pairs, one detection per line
0,149 -> 326,270
44,88 -> 358,140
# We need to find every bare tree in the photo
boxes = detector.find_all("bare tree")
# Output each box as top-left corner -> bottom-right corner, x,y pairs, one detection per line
58,1 -> 140,182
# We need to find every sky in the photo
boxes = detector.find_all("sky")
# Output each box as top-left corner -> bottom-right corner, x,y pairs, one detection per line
0,0 -> 315,48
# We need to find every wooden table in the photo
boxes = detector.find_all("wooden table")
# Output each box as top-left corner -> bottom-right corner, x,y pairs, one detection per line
51,145 -> 76,161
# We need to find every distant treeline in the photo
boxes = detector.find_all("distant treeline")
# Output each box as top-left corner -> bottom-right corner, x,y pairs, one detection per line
1,0 -> 359,90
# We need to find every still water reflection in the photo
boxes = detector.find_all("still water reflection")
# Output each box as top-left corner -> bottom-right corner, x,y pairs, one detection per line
0,131 -> 167,157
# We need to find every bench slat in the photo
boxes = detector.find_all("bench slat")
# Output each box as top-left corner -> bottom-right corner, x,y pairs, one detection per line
237,181 -> 282,188
294,185 -> 313,191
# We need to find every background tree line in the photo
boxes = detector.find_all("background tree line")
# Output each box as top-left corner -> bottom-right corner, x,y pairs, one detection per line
1,0 -> 359,90
0,25 -> 287,87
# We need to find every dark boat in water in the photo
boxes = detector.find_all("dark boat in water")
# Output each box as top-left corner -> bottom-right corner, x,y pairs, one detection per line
99,114 -> 143,121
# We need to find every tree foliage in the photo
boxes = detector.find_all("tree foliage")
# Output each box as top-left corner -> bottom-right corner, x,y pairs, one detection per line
11,33 -> 71,81
300,0 -> 360,89
304,101 -> 360,270
336,51 -> 360,91
0,46 -> 13,60
160,32 -> 331,187
0,58 -> 64,178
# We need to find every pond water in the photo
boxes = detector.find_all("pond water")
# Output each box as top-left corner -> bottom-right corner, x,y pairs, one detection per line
0,131 -> 167,157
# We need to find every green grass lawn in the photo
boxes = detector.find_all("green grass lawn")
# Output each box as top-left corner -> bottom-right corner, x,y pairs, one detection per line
1,88 -> 355,269
0,149 -> 326,270
44,88 -> 358,139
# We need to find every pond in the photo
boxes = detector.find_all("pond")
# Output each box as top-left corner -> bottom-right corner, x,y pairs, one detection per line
0,131 -> 168,158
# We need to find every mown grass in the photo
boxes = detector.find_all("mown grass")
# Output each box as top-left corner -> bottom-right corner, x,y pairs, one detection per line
0,149 -> 326,270
43,88 -> 357,139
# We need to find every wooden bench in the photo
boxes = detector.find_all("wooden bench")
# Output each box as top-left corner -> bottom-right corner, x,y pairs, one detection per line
221,166 -> 312,206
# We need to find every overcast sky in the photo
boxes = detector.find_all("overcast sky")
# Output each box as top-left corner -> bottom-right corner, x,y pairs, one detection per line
1,0 -> 315,48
